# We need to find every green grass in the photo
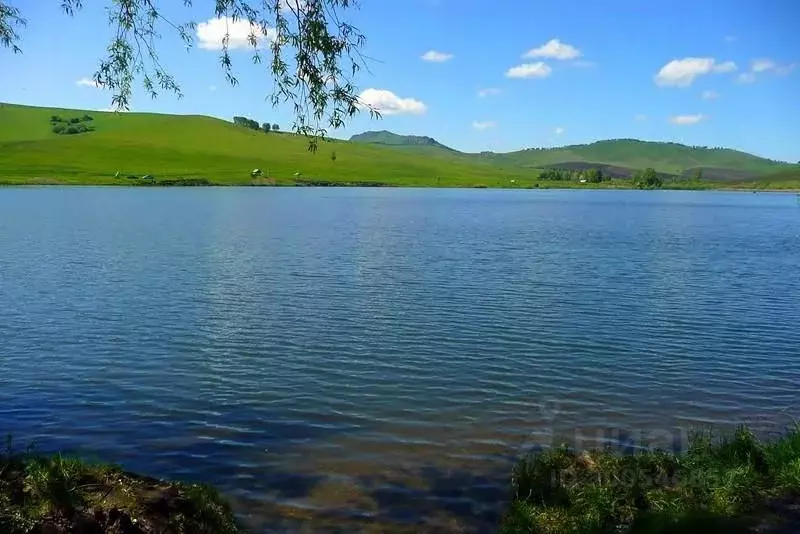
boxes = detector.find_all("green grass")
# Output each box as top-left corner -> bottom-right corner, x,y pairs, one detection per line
500,425 -> 800,534
0,103 -> 532,188
0,437 -> 240,533
1,102 -> 798,189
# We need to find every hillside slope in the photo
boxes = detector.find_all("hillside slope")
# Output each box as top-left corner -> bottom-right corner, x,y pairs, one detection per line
0,104 -> 527,187
352,130 -> 790,179
349,130 -> 455,151
486,139 -> 789,177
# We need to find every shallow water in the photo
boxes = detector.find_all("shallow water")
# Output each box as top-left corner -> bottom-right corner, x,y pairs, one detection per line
1,187 -> 799,532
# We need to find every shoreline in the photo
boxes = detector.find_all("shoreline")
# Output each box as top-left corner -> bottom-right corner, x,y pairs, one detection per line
4,425 -> 799,533
1,180 -> 798,193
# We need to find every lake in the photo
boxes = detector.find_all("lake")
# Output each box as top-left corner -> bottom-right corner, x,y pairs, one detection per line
1,187 -> 799,532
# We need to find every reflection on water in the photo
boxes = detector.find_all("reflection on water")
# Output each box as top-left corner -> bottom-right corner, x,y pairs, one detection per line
1,188 -> 799,532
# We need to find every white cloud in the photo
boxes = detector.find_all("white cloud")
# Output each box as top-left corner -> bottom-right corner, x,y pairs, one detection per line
524,39 -> 581,60
701,90 -> 719,100
506,62 -> 552,79
712,61 -> 737,73
634,113 -> 647,122
751,59 -> 776,72
478,87 -> 501,97
554,126 -> 565,136
669,114 -> 706,125
737,72 -> 757,84
196,16 -> 276,50
76,77 -> 102,88
736,59 -> 797,83
654,57 -> 737,87
357,89 -> 427,116
472,120 -> 497,130
421,50 -> 453,62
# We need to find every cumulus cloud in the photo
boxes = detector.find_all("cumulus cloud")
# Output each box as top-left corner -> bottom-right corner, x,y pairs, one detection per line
712,61 -> 737,73
669,114 -> 706,125
654,57 -> 736,87
751,59 -> 776,73
524,39 -> 581,60
421,50 -> 453,62
751,58 -> 796,75
478,87 -> 501,97
506,62 -> 552,79
76,77 -> 103,88
357,89 -> 427,115
554,126 -> 565,136
472,120 -> 497,130
196,16 -> 276,50
701,90 -> 719,100
735,59 -> 796,83
634,113 -> 647,122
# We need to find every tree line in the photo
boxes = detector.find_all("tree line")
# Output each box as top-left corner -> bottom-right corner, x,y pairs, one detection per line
233,116 -> 280,133
539,166 -> 666,188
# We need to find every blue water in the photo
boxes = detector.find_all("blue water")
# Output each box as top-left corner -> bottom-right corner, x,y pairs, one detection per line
1,187 -> 799,532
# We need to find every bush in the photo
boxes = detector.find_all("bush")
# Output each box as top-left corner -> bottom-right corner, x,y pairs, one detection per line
50,115 -> 63,123
68,117 -> 81,124
53,123 -> 92,135
501,425 -> 800,534
81,114 -> 93,122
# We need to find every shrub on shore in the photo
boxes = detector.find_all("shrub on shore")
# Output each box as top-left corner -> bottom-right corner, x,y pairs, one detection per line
500,425 -> 800,533
0,440 -> 241,534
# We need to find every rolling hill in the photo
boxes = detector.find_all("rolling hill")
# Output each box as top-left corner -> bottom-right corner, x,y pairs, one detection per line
0,103 -> 524,187
349,130 -> 455,151
351,132 -> 792,180
0,102 -> 796,187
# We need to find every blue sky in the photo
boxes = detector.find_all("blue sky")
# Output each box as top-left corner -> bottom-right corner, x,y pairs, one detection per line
1,0 -> 799,161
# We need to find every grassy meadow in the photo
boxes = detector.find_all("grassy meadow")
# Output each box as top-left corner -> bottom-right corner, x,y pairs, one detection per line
1,103 -> 799,190
0,103 -> 532,188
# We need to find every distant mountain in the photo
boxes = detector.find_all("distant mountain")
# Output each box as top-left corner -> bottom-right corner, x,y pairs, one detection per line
490,139 -> 789,178
349,132 -> 791,180
349,130 -> 456,151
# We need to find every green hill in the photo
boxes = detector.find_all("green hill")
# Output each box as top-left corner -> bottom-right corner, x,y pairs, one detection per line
486,139 -> 790,178
0,103 -> 525,187
349,130 -> 455,151
0,103 -> 796,187
351,131 -> 790,180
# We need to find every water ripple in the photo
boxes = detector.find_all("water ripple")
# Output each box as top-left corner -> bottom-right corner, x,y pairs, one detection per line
1,188 -> 799,532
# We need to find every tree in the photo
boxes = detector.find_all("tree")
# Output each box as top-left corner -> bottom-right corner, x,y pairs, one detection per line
585,168 -> 603,184
633,167 -> 663,189
272,123 -> 280,132
1,0 -> 380,150
331,150 -> 336,162
692,168 -> 703,182
262,122 -> 271,132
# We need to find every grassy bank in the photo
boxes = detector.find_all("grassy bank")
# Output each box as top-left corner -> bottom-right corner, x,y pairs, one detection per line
501,426 -> 800,533
0,441 -> 240,534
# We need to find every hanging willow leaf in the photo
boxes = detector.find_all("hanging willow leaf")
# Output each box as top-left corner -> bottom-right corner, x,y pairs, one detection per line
0,0 -> 380,151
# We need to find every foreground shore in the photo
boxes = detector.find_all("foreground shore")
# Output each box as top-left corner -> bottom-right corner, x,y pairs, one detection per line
3,425 -> 798,533
0,445 -> 239,534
